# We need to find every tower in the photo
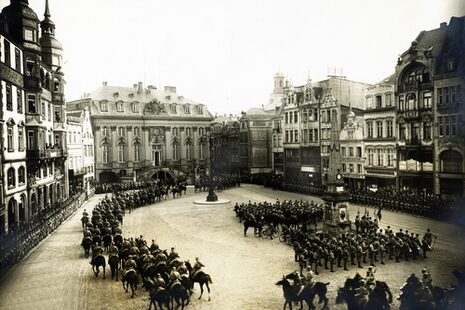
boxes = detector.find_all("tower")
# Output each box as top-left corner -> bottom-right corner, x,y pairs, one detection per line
273,72 -> 285,94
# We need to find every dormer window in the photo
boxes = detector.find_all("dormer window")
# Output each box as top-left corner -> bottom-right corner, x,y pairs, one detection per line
116,101 -> 124,112
24,28 -> 37,43
132,102 -> 139,113
100,100 -> 108,112
447,58 -> 455,72
184,105 -> 190,114
170,104 -> 177,114
197,105 -> 203,114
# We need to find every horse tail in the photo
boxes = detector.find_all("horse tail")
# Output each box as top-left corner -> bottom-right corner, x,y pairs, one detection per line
325,282 -> 330,286
207,275 -> 212,284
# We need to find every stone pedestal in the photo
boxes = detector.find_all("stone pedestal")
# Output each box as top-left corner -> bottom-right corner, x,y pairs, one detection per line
322,182 -> 351,236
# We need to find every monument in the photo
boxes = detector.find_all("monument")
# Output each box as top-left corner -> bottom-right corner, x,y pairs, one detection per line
322,109 -> 351,236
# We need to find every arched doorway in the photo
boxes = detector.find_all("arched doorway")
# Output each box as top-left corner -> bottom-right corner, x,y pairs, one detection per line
7,198 -> 16,231
19,194 -> 26,224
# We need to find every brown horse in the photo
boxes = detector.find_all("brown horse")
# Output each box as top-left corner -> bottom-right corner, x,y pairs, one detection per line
186,262 -> 212,301
108,254 -> 120,281
122,268 -> 138,298
90,254 -> 106,279
278,273 -> 329,310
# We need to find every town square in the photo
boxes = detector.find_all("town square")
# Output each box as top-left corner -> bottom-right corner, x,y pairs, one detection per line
0,0 -> 464,309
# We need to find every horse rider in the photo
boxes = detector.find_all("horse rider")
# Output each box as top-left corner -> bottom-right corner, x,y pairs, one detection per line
169,266 -> 181,285
192,257 -> 204,278
422,267 -> 433,289
365,266 -> 376,289
178,261 -> 190,277
89,245 -> 103,265
304,266 -> 315,288
109,242 -> 119,256
424,229 -> 433,248
125,255 -> 137,270
82,209 -> 88,217
354,279 -> 370,308
155,273 -> 166,288
169,247 -> 179,260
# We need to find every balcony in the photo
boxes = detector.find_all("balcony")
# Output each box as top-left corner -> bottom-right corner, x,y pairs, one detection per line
27,148 -> 65,159
24,76 -> 41,91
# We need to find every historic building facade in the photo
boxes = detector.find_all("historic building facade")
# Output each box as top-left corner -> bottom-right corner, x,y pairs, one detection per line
211,115 -> 240,176
67,82 -> 214,184
395,17 -> 465,197
0,0 -> 68,235
340,111 -> 365,189
363,79 -> 397,190
66,108 -> 94,196
238,108 -> 273,182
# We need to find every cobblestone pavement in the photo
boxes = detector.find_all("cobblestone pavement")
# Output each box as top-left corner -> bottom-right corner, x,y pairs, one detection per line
0,185 -> 464,310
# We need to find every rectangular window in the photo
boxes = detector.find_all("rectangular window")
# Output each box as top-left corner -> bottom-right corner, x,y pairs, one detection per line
15,48 -> 21,72
438,116 -> 443,136
387,120 -> 393,137
133,127 -> 140,136
102,127 -> 108,137
186,127 -> 191,136
4,40 -> 10,66
385,94 -> 392,107
290,130 -> 294,142
48,103 -> 51,121
376,95 -> 382,108
7,127 -> 13,151
349,147 -> 354,157
399,95 -> 405,111
27,130 -> 35,149
367,122 -> 373,138
309,129 -> 313,142
368,149 -> 374,166
170,104 -> 177,113
438,88 -> 443,106
313,109 -> 318,121
6,84 -> 12,111
451,87 -> 457,105
116,102 -> 124,112
341,146 -> 346,157
103,145 -> 110,163
357,164 -> 362,173
132,102 -> 139,113
451,115 -> 457,136
302,110 -> 307,123
387,149 -> 394,167
134,144 -> 140,162
423,122 -> 431,140
294,111 -> 298,123
342,163 -> 346,172
118,145 -> 125,163
357,147 -> 362,158
18,127 -> 24,151
423,92 -> 432,109
349,164 -> 354,173
376,121 -> 383,138
294,130 -> 298,142
24,29 -> 35,42
41,101 -> 45,119
118,127 -> 125,137
184,105 -> 190,114
366,96 -> 373,109
445,87 -> 450,104
16,89 -> 22,113
377,149 -> 383,166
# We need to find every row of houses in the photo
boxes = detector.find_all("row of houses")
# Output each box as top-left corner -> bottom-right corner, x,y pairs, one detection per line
212,16 -> 465,199
0,0 -> 94,236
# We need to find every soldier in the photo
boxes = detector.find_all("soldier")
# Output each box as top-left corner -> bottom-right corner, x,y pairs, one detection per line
329,248 -> 335,272
342,248 -> 349,271
422,267 -> 433,289
379,241 -> 386,265
356,244 -> 364,268
369,243 -> 376,267
304,266 -> 315,288
312,250 -> 320,275
336,246 -> 343,268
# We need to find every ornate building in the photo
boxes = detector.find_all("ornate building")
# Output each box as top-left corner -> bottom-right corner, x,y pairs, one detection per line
66,107 -> 94,196
0,0 -> 68,235
395,17 -> 465,197
363,78 -> 397,190
67,82 -> 214,184
340,111 -> 365,189
211,115 -> 240,176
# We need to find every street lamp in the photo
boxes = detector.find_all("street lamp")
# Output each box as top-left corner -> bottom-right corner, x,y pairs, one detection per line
206,134 -> 218,202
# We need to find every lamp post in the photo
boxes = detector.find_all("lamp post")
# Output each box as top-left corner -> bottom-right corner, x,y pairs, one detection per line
206,134 -> 218,202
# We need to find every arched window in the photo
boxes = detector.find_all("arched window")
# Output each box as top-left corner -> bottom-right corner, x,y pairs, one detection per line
118,144 -> 126,163
18,166 -> 25,184
118,126 -> 125,137
172,142 -> 179,161
133,126 -> 140,137
199,143 -> 206,160
134,143 -> 141,162
407,93 -> 416,110
186,143 -> 192,160
102,126 -> 109,137
7,167 -> 15,187
198,127 -> 204,136
172,127 -> 178,136
440,150 -> 463,173
102,144 -> 110,163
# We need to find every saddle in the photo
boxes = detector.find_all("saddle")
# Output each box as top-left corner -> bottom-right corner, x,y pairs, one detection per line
123,268 -> 136,278
169,280 -> 181,290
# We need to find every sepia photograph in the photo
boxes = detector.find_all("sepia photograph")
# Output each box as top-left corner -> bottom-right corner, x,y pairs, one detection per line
0,0 -> 464,309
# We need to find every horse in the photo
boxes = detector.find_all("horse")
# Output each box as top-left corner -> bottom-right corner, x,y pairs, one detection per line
81,236 -> 92,258
148,283 -> 171,310
186,261 -> 212,301
336,278 -> 392,310
108,254 -> 120,281
122,268 -> 139,298
90,254 -> 106,279
169,280 -> 190,309
243,218 -> 262,237
398,274 -> 436,310
285,272 -> 330,309
276,276 -> 329,310
103,234 -> 112,253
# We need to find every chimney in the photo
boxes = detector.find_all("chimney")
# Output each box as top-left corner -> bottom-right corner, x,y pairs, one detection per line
164,86 -> 176,94
440,22 -> 447,29
102,81 -> 107,86
137,82 -> 143,94
133,83 -> 137,89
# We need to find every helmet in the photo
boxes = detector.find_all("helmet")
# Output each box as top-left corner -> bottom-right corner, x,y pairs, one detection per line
422,268 -> 427,273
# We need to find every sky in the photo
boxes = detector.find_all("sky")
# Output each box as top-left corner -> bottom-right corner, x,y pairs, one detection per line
2,0 -> 465,115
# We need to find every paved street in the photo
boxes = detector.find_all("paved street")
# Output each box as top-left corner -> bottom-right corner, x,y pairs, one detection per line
0,184 -> 464,310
